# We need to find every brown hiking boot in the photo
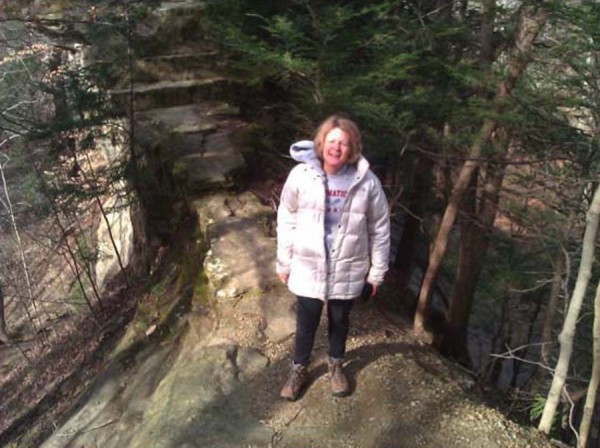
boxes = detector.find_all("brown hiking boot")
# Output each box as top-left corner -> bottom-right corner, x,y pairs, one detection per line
328,358 -> 349,397
280,363 -> 309,401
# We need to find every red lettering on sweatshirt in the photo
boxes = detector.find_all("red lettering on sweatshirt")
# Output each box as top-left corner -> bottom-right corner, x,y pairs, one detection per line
326,189 -> 347,198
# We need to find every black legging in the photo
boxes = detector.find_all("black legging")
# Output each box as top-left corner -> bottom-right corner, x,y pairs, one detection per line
293,296 -> 355,365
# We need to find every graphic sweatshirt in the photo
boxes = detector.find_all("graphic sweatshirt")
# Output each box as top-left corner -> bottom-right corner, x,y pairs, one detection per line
289,140 -> 357,252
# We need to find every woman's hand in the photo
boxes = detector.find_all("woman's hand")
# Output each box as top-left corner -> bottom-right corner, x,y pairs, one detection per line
370,283 -> 377,297
278,273 -> 289,285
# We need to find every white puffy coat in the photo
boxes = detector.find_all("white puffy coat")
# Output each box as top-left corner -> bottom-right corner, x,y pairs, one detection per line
276,141 -> 390,301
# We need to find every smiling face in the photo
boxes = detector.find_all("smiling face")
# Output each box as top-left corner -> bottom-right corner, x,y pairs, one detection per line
314,115 -> 362,171
322,127 -> 351,174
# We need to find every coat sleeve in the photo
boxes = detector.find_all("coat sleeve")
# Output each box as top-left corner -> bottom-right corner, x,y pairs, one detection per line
366,174 -> 390,285
276,168 -> 299,275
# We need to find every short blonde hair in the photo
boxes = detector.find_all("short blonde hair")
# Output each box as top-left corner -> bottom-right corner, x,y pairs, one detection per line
313,115 -> 362,164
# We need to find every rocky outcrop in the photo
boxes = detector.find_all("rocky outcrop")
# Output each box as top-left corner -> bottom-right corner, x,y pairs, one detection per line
29,0 -> 248,290
21,0 -> 248,292
197,192 -> 277,299
40,186 -> 297,448
40,185 -> 552,448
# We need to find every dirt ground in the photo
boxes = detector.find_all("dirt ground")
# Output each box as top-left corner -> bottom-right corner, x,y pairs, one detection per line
220,291 -> 555,448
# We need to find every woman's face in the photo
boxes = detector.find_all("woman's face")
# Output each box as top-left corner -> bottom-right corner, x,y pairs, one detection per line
322,127 -> 351,174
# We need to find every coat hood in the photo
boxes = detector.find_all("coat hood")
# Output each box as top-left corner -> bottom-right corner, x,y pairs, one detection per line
290,140 -> 320,167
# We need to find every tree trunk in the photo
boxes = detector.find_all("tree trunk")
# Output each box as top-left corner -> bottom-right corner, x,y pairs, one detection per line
457,0 -> 468,23
394,155 -> 430,300
541,250 -> 566,366
414,3 -> 549,340
436,0 -> 503,358
539,182 -> 600,434
443,151 -> 506,360
510,289 -> 543,389
440,0 -> 499,355
439,169 -> 478,361
480,0 -> 496,65
528,212 -> 575,393
484,295 -> 511,386
0,281 -> 8,343
578,277 -> 600,447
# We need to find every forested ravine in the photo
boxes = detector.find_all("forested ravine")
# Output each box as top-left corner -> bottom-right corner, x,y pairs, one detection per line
3,0 -> 600,447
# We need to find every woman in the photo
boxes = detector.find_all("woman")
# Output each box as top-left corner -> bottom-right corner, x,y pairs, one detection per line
277,114 -> 390,401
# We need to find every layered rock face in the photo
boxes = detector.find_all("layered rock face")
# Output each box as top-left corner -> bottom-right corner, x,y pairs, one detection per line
39,2 -> 294,446
33,0 -> 249,290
